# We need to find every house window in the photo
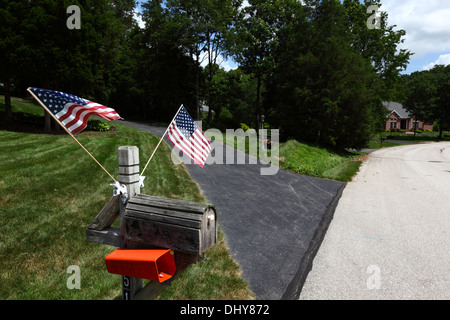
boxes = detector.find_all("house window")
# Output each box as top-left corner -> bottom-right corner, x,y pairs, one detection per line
413,120 -> 420,129
390,118 -> 397,129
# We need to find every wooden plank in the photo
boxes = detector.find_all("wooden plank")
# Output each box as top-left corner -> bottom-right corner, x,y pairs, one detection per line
129,194 -> 213,214
122,218 -> 202,254
88,196 -> 120,231
126,202 -> 203,221
86,227 -> 120,247
125,207 -> 202,229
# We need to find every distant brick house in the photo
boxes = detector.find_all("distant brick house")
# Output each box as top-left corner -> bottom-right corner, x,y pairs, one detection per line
383,102 -> 434,132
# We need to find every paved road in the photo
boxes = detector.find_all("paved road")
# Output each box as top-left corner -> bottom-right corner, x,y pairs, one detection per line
300,142 -> 450,300
121,121 -> 345,300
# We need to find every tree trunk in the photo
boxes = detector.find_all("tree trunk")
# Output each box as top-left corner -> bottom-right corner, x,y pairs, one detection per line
255,74 -> 261,136
45,111 -> 52,132
53,117 -> 60,132
195,54 -> 200,121
4,80 -> 13,123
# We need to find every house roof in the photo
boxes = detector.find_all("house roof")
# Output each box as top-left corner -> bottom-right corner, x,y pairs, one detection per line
382,101 -> 410,119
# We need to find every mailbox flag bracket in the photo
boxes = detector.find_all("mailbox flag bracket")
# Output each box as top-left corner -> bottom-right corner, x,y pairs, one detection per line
105,249 -> 176,283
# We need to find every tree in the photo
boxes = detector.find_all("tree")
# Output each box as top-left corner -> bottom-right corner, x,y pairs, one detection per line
268,0 -> 385,149
165,0 -> 242,122
405,65 -> 450,139
206,66 -> 257,129
233,0 -> 292,132
434,65 -> 450,137
404,71 -> 436,129
343,0 -> 412,101
118,0 -> 199,121
0,0 -> 129,130
0,1 -> 29,122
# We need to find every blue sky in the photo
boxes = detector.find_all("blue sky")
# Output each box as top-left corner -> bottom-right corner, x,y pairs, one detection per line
135,0 -> 450,74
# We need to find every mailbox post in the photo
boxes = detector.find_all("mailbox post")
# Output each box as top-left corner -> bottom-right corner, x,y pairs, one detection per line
118,146 -> 142,300
86,146 -> 217,300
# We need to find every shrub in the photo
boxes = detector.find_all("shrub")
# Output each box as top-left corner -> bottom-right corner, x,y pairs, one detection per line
86,119 -> 110,132
240,123 -> 250,132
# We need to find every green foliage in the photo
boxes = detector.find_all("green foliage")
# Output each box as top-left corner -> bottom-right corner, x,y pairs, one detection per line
231,0 -> 287,130
279,140 -> 363,182
86,119 -> 111,132
1,0 -> 411,150
109,0 -> 200,121
267,0 -> 386,149
343,0 -> 412,101
240,123 -> 250,132
219,107 -> 233,120
404,65 -> 450,138
205,67 -> 258,129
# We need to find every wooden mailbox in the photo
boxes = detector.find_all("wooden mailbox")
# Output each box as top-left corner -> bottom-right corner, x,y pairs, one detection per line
123,194 -> 217,256
86,146 -> 217,300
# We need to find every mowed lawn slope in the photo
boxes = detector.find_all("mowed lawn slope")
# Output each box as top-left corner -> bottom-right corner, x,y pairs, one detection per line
0,99 -> 253,300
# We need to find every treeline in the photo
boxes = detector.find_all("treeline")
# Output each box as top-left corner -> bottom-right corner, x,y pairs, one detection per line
1,0 -> 411,149
402,65 -> 450,139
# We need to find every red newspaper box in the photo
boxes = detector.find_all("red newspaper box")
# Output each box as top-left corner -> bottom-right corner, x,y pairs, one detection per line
105,249 -> 176,283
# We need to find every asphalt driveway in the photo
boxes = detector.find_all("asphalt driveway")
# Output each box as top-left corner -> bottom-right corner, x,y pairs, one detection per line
121,120 -> 345,300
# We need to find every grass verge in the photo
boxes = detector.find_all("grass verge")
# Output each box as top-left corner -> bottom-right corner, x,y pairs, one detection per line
278,140 -> 363,182
0,98 -> 254,300
214,130 -> 364,182
365,140 -> 403,149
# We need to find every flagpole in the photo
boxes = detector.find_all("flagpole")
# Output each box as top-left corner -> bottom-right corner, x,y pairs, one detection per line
139,104 -> 184,178
27,88 -> 118,184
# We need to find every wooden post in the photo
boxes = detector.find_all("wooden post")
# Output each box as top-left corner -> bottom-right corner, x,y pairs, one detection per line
118,146 -> 142,300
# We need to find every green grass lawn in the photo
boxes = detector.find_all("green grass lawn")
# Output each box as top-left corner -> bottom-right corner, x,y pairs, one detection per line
366,131 -> 450,149
0,98 -> 254,300
365,140 -> 403,149
385,132 -> 450,142
278,140 -> 363,182
214,130 -> 364,182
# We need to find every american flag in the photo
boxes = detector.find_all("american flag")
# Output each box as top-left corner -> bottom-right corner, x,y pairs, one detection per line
28,87 -> 122,134
167,106 -> 212,167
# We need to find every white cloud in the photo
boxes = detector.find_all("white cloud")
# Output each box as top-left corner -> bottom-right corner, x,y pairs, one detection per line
198,51 -> 238,71
422,53 -> 450,70
221,59 -> 239,72
381,0 -> 450,57
133,9 -> 145,29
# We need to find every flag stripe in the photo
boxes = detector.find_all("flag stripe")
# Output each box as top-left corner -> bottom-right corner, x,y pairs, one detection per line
181,128 -> 210,160
27,87 -> 121,134
168,124 -> 205,167
168,124 -> 208,164
190,133 -> 211,160
192,130 -> 211,154
57,103 -> 121,133
58,103 -> 120,123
